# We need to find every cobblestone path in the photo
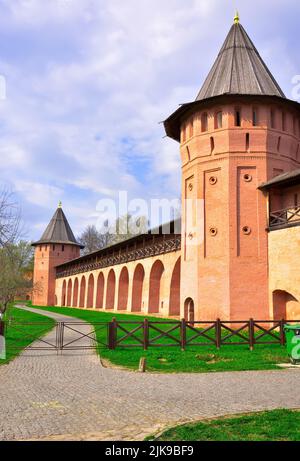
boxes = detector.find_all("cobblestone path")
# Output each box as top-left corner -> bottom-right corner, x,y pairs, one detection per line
1,306 -> 300,441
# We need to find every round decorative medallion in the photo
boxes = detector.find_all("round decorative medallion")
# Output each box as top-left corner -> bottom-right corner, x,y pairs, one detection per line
209,227 -> 218,237
188,232 -> 194,240
188,183 -> 193,191
243,174 -> 252,182
242,226 -> 251,235
209,176 -> 218,185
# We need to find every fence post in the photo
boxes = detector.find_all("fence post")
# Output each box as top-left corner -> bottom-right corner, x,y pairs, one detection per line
56,322 -> 62,355
139,357 -> 147,372
249,318 -> 255,351
108,322 -> 113,350
216,319 -> 221,350
143,319 -> 149,351
108,318 -> 117,350
280,318 -> 286,346
181,318 -> 186,351
61,322 -> 65,352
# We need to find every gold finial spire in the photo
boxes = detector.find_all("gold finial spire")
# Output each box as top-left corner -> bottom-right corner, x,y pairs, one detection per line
58,201 -> 62,208
234,10 -> 239,24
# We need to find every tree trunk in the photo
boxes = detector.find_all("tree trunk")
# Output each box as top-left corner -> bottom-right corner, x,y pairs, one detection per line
0,301 -> 9,317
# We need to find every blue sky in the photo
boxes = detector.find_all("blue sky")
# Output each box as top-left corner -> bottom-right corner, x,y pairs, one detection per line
0,0 -> 299,240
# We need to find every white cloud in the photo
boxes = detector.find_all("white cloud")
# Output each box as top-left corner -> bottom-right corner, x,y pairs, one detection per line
1,0 -> 95,27
0,144 -> 27,167
0,0 -> 298,239
14,180 -> 63,207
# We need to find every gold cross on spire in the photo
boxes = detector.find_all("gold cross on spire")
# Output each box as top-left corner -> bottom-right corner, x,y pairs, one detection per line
58,201 -> 62,208
234,10 -> 240,24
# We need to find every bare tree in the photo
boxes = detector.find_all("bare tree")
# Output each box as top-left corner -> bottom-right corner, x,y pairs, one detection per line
0,188 -> 21,248
0,189 -> 33,317
78,214 -> 149,256
111,213 -> 148,244
78,225 -> 115,255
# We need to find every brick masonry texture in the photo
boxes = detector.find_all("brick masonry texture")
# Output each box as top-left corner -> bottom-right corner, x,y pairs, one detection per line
0,306 -> 300,441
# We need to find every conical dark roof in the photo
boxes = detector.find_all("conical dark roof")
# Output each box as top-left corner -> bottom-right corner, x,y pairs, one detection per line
32,206 -> 83,248
196,21 -> 285,101
164,17 -> 294,141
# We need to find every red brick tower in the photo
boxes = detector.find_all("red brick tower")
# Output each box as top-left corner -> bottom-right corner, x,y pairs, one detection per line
32,203 -> 83,306
164,14 -> 300,320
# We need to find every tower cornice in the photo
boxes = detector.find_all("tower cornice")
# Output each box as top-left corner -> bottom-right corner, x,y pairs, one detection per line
164,94 -> 300,142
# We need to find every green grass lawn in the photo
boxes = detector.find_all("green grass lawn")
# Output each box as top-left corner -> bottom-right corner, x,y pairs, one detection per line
0,306 -> 55,365
31,304 -> 290,373
147,409 -> 300,441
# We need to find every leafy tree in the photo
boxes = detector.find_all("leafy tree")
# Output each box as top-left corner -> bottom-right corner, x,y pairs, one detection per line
0,241 -> 36,316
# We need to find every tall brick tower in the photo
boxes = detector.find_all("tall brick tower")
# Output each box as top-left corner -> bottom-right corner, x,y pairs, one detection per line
164,14 -> 300,321
32,203 -> 83,306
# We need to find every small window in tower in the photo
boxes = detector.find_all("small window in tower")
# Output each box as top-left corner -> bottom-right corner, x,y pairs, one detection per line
277,136 -> 281,152
181,123 -> 187,143
294,194 -> 298,207
235,109 -> 241,127
210,136 -> 215,153
53,244 -> 55,251
39,246 -> 42,251
252,109 -> 258,126
186,145 -> 191,161
189,118 -> 194,138
282,111 -> 286,131
62,244 -> 65,252
270,109 -> 275,129
246,133 -> 250,151
201,113 -> 208,132
215,111 -> 223,129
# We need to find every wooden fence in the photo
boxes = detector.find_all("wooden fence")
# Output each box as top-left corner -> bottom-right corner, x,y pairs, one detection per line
3,317 -> 298,352
107,318 -> 294,350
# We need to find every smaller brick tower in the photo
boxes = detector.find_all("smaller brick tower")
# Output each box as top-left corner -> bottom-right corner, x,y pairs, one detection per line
32,203 -> 83,306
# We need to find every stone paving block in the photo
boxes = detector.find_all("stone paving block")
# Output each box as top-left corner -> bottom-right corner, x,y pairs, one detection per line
0,306 -> 300,441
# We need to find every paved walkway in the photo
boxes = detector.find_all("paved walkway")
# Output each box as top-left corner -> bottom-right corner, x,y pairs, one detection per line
1,306 -> 300,441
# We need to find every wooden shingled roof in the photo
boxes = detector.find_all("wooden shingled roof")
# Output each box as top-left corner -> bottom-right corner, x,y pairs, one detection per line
164,18 -> 296,142
32,206 -> 83,248
196,21 -> 285,101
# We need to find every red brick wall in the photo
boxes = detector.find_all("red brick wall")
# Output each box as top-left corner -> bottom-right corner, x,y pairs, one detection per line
32,244 -> 80,306
180,100 -> 300,320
